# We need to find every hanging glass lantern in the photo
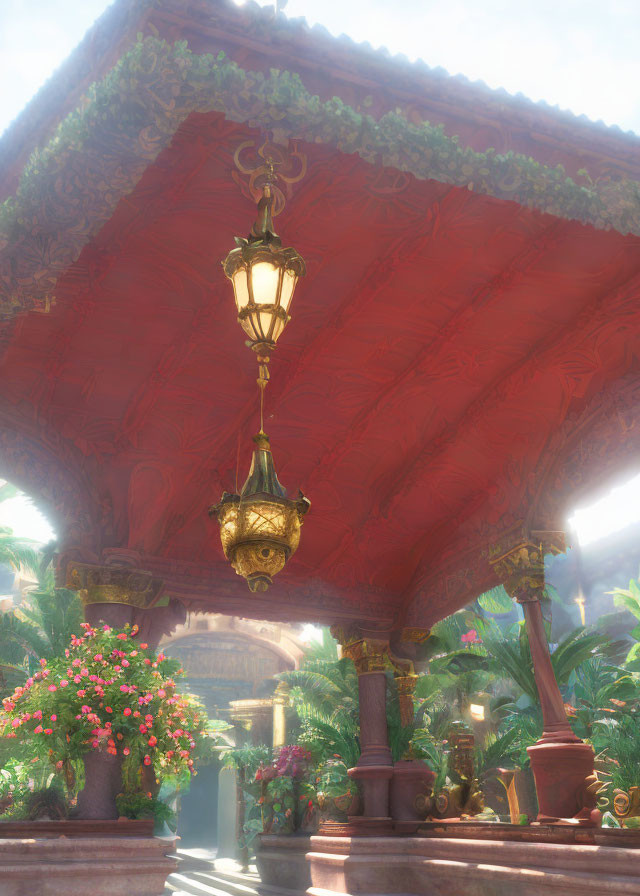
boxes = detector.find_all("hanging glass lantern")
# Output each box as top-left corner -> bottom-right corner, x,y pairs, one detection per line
222,183 -> 306,355
209,432 -> 310,592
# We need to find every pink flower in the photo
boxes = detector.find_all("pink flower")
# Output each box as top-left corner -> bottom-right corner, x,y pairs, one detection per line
102,625 -> 111,632
39,658 -> 47,668
34,725 -> 43,734
123,747 -> 130,756
114,665 -> 121,672
50,714 -> 57,721
33,710 -> 42,720
93,654 -> 103,662
117,633 -> 127,641
121,659 -> 130,667
11,719 -> 20,728
139,724 -> 148,734
461,629 -> 482,645
143,755 -> 151,766
44,728 -> 53,735
60,680 -> 69,688
48,685 -> 57,692
123,708 -> 132,716
148,735 -> 158,747
157,689 -> 166,698
77,689 -> 86,697
81,668 -> 89,677
81,705 -> 91,714
74,675 -> 82,684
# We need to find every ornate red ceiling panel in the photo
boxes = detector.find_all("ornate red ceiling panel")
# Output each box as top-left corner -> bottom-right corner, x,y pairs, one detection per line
1,0 -> 640,627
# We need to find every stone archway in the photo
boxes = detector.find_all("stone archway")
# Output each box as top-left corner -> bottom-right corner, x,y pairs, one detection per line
161,615 -> 305,851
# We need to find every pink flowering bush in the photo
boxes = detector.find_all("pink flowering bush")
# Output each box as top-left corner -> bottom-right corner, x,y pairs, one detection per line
0,623 -> 203,790
254,745 -> 315,834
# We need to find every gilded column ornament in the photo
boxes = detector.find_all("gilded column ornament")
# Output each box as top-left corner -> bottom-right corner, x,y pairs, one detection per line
488,529 -> 565,603
394,671 -> 418,728
66,562 -> 165,609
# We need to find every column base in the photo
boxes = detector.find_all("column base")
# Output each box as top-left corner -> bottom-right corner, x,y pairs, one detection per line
348,764 -> 393,820
528,739 -> 600,826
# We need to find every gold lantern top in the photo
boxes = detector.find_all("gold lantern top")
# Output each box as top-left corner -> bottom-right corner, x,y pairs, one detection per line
209,432 -> 310,592
222,182 -> 306,357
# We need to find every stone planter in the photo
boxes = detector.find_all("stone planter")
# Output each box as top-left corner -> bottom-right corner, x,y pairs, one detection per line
256,834 -> 312,894
527,740 -> 599,824
390,759 -> 435,831
0,832 -> 176,896
317,788 -> 360,824
76,751 -> 124,820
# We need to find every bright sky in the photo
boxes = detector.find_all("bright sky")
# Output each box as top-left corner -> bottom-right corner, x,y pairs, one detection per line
569,472 -> 640,547
0,482 -> 56,543
1,0 -> 640,137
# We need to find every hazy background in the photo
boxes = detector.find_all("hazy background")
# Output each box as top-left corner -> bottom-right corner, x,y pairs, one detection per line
1,0 -> 639,137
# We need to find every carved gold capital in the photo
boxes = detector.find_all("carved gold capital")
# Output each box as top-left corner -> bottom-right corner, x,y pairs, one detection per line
488,528 -> 565,603
66,562 -> 165,610
395,673 -> 418,697
330,625 -> 389,673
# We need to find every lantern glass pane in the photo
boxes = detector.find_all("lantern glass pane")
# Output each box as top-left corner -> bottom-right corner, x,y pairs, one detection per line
232,269 -> 250,310
251,262 -> 280,305
271,316 -> 285,343
280,269 -> 297,312
259,310 -> 276,339
240,314 -> 259,341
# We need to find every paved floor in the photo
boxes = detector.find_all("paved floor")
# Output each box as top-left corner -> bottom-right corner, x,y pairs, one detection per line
165,851 -> 260,896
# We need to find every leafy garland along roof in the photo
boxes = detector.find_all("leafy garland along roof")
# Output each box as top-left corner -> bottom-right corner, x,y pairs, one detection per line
1,36 -> 640,317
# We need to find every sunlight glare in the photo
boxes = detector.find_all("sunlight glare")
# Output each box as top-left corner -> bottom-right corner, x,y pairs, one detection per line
0,495 -> 56,544
569,472 -> 640,546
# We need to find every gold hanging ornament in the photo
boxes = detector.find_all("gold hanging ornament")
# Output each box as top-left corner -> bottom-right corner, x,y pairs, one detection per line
210,155 -> 310,592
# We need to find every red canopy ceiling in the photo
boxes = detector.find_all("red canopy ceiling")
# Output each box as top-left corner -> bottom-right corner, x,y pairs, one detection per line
1,0 -> 639,629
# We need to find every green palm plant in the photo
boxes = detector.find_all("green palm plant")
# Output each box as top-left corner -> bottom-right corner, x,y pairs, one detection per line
279,657 -> 360,768
609,577 -> 640,666
0,526 -> 41,579
483,621 -> 610,705
0,559 -> 83,695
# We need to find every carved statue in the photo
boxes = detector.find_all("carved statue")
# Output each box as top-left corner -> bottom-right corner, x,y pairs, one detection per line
427,724 -> 485,820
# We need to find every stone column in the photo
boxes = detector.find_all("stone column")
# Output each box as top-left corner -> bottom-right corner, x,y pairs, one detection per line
490,534 -> 601,825
332,627 -> 393,830
272,681 -> 288,749
65,551 -> 186,650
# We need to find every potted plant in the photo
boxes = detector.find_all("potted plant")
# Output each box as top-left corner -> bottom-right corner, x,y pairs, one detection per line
256,745 -> 313,834
0,622 -> 206,821
315,758 -> 359,823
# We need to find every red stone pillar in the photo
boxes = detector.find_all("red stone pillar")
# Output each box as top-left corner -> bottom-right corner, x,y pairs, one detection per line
490,535 -> 601,825
332,628 -> 393,831
65,553 -> 186,650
